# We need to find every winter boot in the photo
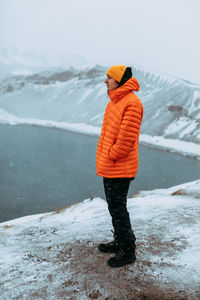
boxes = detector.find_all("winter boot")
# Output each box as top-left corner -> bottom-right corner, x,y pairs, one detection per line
98,240 -> 120,253
107,248 -> 136,268
98,231 -> 120,253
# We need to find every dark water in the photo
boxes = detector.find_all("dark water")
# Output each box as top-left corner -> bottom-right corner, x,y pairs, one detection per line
0,124 -> 199,223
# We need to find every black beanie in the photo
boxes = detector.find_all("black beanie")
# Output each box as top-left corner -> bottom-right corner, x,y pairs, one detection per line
118,67 -> 132,87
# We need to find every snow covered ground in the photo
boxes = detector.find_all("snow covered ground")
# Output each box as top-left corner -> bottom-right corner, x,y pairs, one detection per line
1,180 -> 200,299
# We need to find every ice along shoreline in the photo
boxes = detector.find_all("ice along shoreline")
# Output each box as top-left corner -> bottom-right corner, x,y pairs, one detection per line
0,112 -> 200,160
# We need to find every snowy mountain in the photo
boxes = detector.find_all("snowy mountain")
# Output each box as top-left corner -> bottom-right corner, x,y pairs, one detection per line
0,64 -> 200,145
1,179 -> 200,299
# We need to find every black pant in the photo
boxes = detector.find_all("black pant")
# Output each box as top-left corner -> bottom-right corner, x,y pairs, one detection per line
103,177 -> 136,252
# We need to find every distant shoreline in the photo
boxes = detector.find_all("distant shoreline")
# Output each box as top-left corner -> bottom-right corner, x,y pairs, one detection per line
1,121 -> 200,161
140,134 -> 200,161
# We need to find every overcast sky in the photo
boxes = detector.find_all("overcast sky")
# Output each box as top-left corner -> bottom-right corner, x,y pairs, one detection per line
0,0 -> 200,83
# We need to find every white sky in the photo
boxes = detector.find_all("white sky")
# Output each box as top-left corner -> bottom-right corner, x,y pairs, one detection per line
0,0 -> 200,83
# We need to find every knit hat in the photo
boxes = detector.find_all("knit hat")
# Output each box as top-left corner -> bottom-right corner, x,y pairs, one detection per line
106,65 -> 126,83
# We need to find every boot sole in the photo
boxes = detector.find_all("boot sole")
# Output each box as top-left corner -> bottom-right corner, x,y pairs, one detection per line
107,257 -> 136,268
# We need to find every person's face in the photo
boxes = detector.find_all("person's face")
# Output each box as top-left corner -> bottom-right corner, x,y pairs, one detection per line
105,75 -> 119,91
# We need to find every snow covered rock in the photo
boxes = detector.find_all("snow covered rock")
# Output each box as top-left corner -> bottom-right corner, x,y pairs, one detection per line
0,180 -> 200,299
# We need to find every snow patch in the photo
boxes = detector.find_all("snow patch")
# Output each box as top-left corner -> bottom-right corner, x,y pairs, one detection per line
140,134 -> 200,160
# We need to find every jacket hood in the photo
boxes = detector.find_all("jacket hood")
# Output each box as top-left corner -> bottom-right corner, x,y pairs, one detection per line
108,77 -> 140,103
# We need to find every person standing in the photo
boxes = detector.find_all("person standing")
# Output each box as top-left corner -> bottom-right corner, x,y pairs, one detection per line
96,65 -> 143,267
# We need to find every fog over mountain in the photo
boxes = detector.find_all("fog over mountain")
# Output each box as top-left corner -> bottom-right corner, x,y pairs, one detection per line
0,45 -> 87,77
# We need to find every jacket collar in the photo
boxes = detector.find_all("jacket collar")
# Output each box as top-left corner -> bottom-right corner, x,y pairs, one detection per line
108,77 -> 140,103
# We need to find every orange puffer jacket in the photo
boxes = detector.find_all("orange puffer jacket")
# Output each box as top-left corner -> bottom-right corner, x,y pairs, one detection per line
96,77 -> 143,178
